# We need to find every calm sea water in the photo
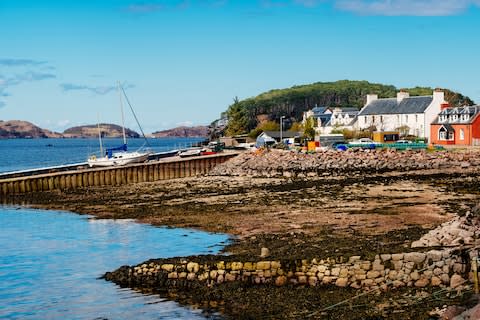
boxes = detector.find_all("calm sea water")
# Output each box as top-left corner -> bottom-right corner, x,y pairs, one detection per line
0,137 -> 205,173
0,207 -> 229,320
0,138 -> 228,319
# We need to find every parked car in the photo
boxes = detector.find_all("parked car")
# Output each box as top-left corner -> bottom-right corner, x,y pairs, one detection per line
331,141 -> 348,151
395,139 -> 412,144
349,138 -> 379,145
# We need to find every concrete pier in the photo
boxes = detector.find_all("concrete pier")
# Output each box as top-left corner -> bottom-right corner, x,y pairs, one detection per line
0,153 -> 237,197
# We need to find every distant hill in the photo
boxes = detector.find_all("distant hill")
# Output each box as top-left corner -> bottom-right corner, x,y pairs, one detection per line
0,120 -> 62,138
224,80 -> 475,136
63,123 -> 140,138
151,126 -> 209,138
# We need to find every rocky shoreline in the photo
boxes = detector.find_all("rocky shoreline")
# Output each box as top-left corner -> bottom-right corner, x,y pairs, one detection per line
8,148 -> 480,319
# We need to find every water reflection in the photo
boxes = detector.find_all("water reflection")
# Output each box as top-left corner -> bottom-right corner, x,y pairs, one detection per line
0,207 -> 229,319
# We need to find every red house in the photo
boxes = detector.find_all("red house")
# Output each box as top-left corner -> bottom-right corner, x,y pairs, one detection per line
430,105 -> 480,146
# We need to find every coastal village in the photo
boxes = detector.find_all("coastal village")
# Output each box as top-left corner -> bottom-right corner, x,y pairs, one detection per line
2,86 -> 480,319
217,89 -> 480,152
3,1 -> 480,319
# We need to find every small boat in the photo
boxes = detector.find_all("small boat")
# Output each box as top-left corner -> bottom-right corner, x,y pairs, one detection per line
149,149 -> 179,161
88,83 -> 151,168
178,148 -> 202,158
88,147 -> 150,167
200,150 -> 217,156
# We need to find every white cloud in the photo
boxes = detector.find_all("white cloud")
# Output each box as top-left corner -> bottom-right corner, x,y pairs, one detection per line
0,60 -> 56,108
176,121 -> 194,127
335,0 -> 480,16
60,82 -> 134,95
57,120 -> 72,128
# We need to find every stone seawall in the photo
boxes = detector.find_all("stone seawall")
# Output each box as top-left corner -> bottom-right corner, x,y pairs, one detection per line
209,149 -> 480,178
104,248 -> 473,292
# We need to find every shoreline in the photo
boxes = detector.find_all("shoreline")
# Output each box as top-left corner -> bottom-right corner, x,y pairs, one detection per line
6,148 -> 480,319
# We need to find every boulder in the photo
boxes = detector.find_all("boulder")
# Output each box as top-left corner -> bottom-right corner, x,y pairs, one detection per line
450,274 -> 465,288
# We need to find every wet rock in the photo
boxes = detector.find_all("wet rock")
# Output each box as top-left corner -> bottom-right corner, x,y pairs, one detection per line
260,247 -> 270,258
450,274 -> 465,288
414,278 -> 429,287
404,252 -> 426,264
335,277 -> 348,287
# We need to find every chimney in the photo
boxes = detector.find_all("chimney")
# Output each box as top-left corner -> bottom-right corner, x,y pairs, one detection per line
433,89 -> 445,102
366,94 -> 378,105
397,90 -> 409,102
441,102 -> 450,110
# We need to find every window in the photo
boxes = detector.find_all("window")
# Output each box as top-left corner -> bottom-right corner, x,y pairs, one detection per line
415,114 -> 418,123
405,115 -> 408,122
380,116 -> 383,123
460,129 -> 465,140
439,115 -> 447,122
438,126 -> 454,141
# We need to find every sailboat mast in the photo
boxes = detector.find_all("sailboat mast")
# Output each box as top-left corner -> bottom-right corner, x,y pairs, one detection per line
118,82 -> 127,145
97,113 -> 104,156
120,84 -> 151,148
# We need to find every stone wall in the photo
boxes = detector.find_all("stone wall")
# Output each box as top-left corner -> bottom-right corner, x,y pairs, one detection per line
104,248 -> 473,292
208,149 -> 480,178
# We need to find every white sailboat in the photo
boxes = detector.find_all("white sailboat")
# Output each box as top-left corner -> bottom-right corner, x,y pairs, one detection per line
88,83 -> 151,167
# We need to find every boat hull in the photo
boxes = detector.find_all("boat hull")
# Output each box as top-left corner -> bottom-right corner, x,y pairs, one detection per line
88,152 -> 150,167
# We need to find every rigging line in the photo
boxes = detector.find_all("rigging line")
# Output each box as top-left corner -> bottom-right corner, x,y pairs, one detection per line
119,84 -> 151,148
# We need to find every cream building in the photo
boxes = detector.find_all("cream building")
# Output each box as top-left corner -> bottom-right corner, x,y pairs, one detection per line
355,90 -> 446,141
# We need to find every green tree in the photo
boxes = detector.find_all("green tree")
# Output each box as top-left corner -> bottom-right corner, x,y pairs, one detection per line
248,120 -> 280,138
303,117 -> 316,141
289,121 -> 303,132
225,97 -> 249,136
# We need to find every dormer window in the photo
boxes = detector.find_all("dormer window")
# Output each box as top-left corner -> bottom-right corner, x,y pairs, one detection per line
439,115 -> 447,122
450,114 -> 458,122
461,114 -> 469,122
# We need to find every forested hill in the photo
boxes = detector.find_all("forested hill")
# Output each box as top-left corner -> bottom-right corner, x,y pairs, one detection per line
151,126 -> 208,138
225,80 -> 474,136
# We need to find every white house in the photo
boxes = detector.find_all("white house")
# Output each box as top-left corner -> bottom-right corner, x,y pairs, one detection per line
302,106 -> 332,127
355,90 -> 446,141
303,106 -> 359,135
329,107 -> 358,128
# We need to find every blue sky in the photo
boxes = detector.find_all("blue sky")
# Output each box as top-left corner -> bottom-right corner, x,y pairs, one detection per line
1,0 -> 480,133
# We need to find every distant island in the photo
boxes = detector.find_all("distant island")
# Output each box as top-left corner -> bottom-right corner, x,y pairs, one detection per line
151,126 -> 208,138
63,124 -> 140,138
0,120 -> 62,138
0,120 -> 208,139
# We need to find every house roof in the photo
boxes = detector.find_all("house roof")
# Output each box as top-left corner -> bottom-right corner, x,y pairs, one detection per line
359,96 -> 433,115
439,124 -> 455,132
432,105 -> 480,124
311,106 -> 328,114
339,107 -> 359,113
262,131 -> 301,139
